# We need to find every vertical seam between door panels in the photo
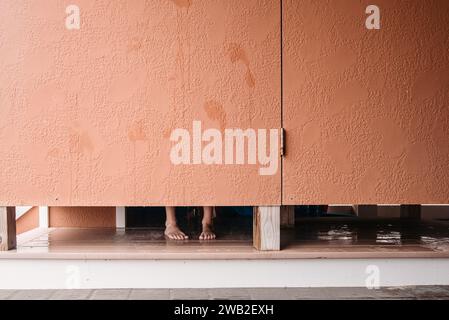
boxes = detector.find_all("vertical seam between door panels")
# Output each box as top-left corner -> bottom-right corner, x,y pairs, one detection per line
280,0 -> 284,205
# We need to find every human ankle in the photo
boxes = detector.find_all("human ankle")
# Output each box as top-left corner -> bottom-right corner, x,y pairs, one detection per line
165,221 -> 178,228
202,220 -> 213,227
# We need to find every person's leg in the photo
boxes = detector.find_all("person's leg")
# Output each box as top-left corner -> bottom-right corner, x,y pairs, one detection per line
199,206 -> 216,240
165,206 -> 188,240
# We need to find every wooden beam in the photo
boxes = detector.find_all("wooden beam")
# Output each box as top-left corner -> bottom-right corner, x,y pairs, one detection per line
353,205 -> 377,218
280,205 -> 295,228
253,206 -> 280,251
400,205 -> 421,219
0,207 -> 16,251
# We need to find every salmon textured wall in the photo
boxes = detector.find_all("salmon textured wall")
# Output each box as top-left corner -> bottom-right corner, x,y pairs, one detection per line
0,0 -> 280,206
283,0 -> 449,204
1,0 -> 449,206
49,207 -> 115,228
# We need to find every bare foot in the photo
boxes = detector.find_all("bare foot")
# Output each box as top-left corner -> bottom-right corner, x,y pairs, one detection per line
164,224 -> 188,240
199,223 -> 216,240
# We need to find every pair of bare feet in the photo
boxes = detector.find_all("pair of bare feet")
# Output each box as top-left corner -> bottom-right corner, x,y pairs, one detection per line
164,206 -> 216,240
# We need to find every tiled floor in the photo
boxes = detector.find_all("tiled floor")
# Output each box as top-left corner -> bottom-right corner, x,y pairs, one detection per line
1,286 -> 449,300
1,218 -> 448,260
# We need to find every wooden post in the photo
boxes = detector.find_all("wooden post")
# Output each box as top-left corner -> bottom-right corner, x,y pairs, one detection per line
353,205 -> 377,218
0,207 -> 16,251
280,205 -> 295,228
400,205 -> 421,219
253,206 -> 280,251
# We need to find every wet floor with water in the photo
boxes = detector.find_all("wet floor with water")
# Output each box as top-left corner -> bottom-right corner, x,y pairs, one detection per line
293,218 -> 449,249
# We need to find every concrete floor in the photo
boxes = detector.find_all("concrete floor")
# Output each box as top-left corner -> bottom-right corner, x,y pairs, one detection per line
1,286 -> 449,300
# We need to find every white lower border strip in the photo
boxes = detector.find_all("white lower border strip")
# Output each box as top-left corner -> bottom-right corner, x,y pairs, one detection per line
1,258 -> 449,289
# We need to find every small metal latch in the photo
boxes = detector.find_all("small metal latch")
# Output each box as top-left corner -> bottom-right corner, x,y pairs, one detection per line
280,128 -> 285,157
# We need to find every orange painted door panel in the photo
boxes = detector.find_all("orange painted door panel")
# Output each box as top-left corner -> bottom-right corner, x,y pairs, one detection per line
283,0 -> 449,204
0,0 -> 281,206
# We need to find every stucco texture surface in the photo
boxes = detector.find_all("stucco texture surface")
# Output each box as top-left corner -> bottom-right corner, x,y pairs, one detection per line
1,0 -> 449,206
283,0 -> 449,204
0,0 -> 281,206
